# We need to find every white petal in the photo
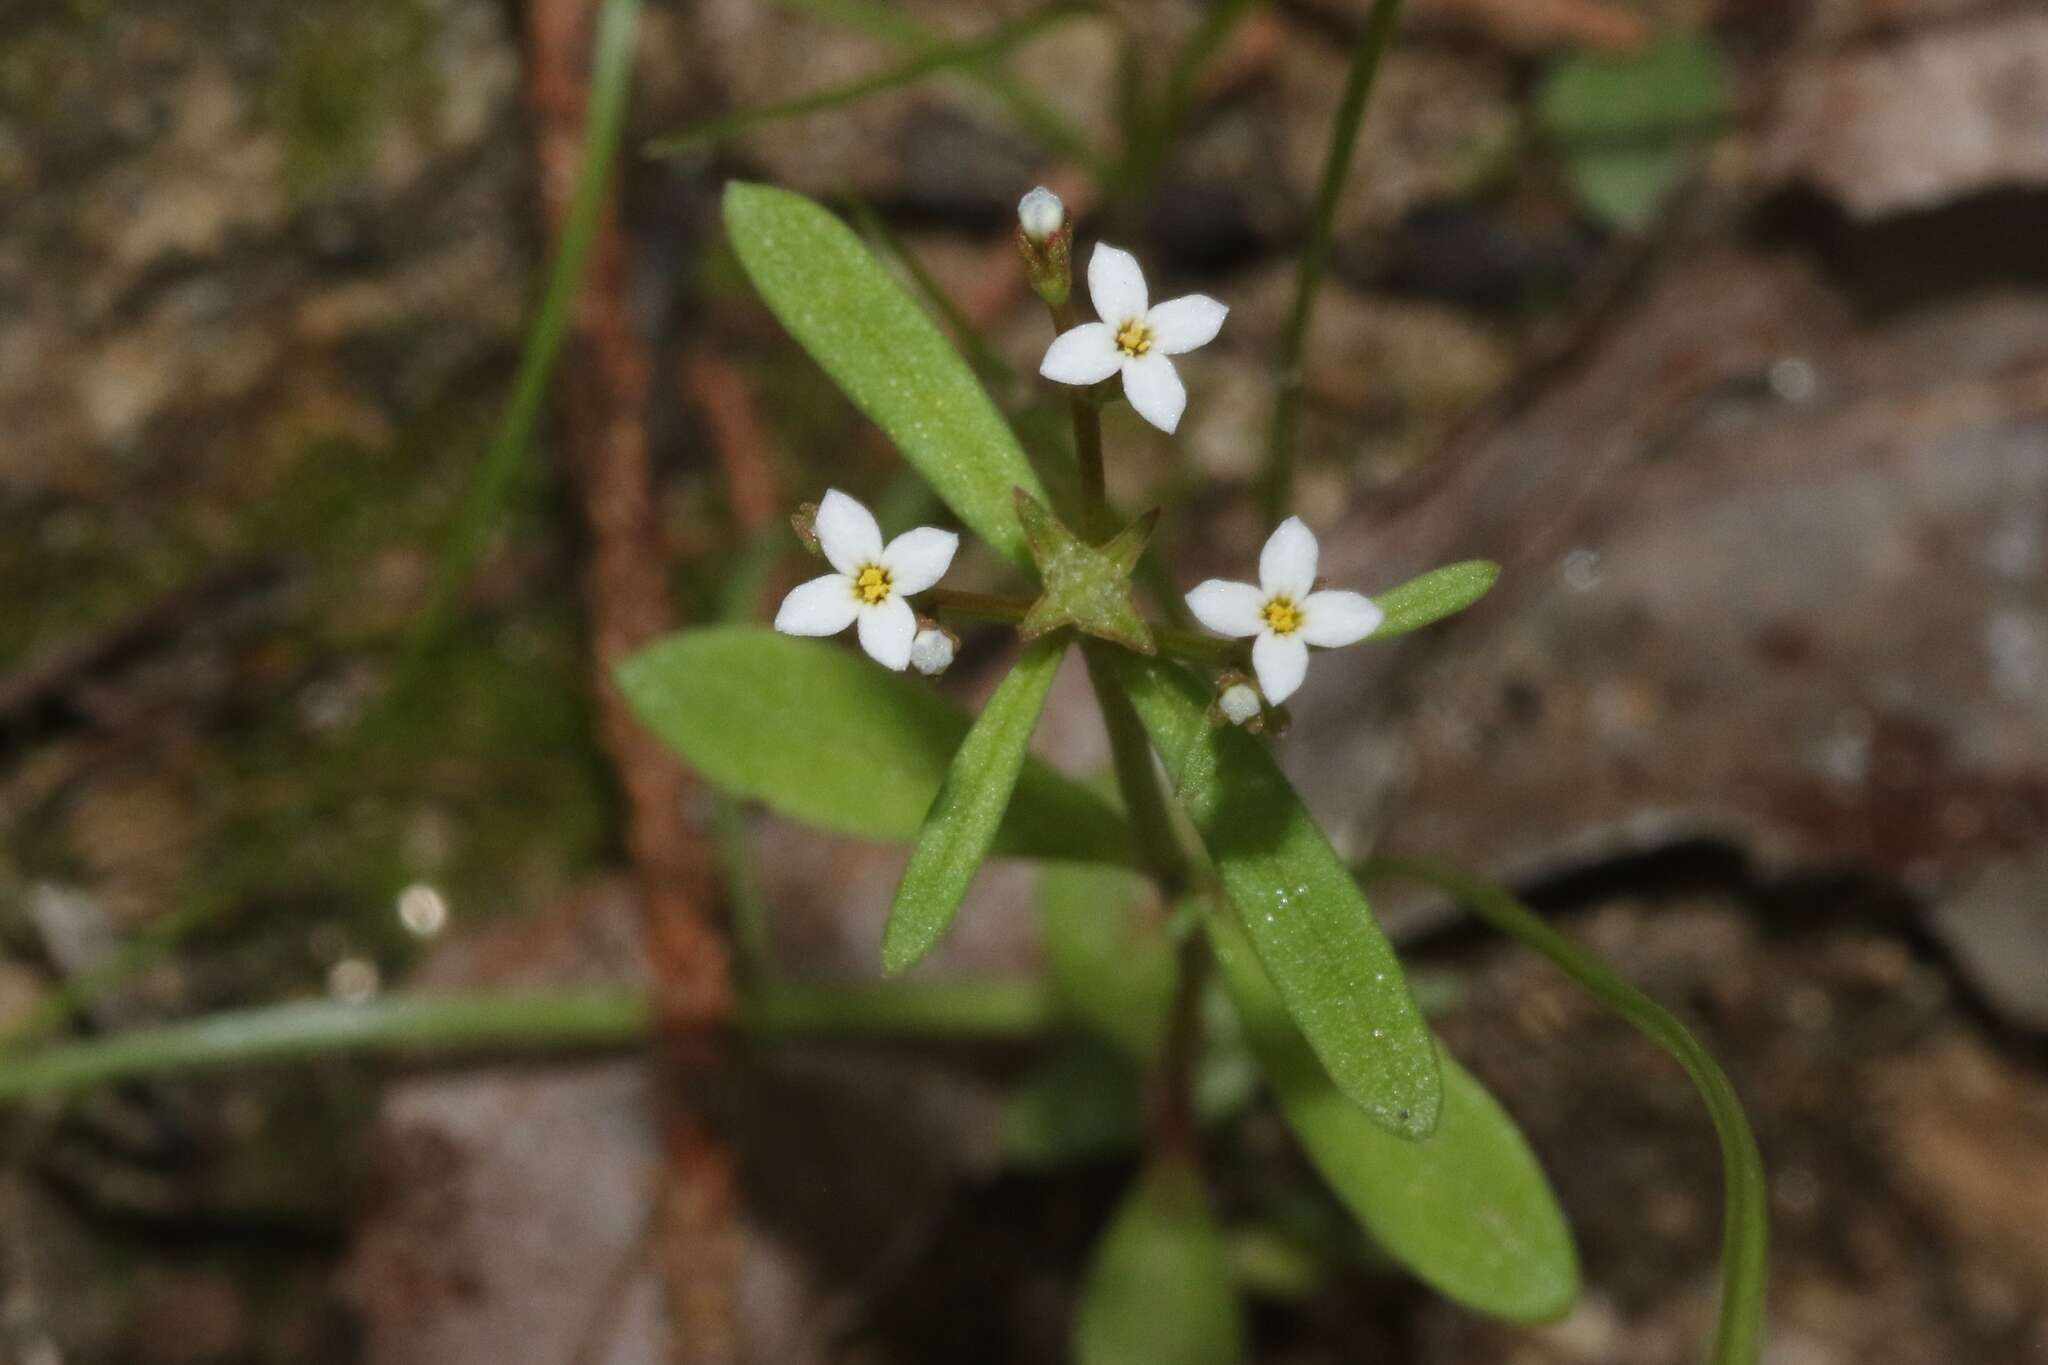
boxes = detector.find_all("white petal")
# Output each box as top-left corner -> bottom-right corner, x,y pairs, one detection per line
1088,242 -> 1148,325
1299,589 -> 1384,648
1145,294 -> 1228,355
1121,352 -> 1186,433
1253,631 -> 1310,705
1040,323 -> 1123,386
880,527 -> 958,596
857,595 -> 917,670
815,488 -> 882,575
774,574 -> 859,637
1259,516 -> 1318,600
1184,579 -> 1268,638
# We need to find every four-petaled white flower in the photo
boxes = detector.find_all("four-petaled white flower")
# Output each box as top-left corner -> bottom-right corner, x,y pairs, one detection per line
1184,517 -> 1383,705
775,489 -> 958,670
1039,244 -> 1226,435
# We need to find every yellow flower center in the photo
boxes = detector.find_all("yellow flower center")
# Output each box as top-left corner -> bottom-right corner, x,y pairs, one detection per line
1263,596 -> 1302,635
1114,319 -> 1153,356
853,564 -> 893,605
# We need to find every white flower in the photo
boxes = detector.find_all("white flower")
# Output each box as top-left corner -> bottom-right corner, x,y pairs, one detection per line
1018,186 -> 1065,242
909,626 -> 957,676
1039,243 -> 1227,435
774,489 -> 959,670
1184,517 -> 1384,705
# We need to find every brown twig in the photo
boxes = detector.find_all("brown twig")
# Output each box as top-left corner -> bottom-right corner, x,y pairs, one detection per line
523,1 -> 740,1361
681,349 -> 780,534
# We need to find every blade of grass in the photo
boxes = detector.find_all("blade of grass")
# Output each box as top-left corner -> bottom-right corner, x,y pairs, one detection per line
0,981 -> 1058,1105
647,5 -> 1101,157
1361,856 -> 1768,1365
1123,0 -> 1269,189
4,0 -> 648,1058
1262,0 -> 1403,522
764,0 -> 1106,176
400,0 -> 643,688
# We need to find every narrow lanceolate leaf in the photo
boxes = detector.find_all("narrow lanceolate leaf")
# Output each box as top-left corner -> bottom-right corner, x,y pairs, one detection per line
1076,1160 -> 1244,1365
617,628 -> 1132,865
723,182 -> 1047,569
1370,560 -> 1498,639
1210,913 -> 1579,1321
1101,647 -> 1440,1138
883,638 -> 1067,972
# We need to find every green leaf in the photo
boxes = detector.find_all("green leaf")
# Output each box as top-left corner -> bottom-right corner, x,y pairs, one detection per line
1364,857 -> 1768,1365
1564,148 -> 1696,232
722,182 -> 1048,569
1537,32 -> 1730,142
1076,1160 -> 1245,1365
1102,650 -> 1442,1138
1536,33 -> 1731,231
883,638 -> 1067,972
1039,861 -> 1177,1058
1210,913 -> 1579,1322
616,628 -> 1132,864
1371,560 -> 1499,639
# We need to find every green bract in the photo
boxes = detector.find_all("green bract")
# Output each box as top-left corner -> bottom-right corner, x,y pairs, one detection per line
616,628 -> 1133,864
883,638 -> 1068,972
1076,1159 -> 1244,1365
723,181 -> 1048,569
1211,913 -> 1579,1321
1104,649 -> 1442,1139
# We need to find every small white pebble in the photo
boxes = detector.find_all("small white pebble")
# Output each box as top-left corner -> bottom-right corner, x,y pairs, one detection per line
328,957 -> 381,1004
396,882 -> 449,937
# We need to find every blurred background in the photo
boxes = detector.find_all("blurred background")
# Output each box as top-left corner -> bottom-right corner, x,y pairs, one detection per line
3,0 -> 2046,1360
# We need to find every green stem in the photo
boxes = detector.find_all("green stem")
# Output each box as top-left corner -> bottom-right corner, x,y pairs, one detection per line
1049,298 -> 1111,536
645,5 -> 1099,157
1148,929 -> 1209,1155
0,981 -> 1059,1106
925,592 -> 1243,667
1082,642 -> 1189,890
1262,0 -> 1403,523
1081,641 -> 1205,1165
1361,856 -> 1768,1365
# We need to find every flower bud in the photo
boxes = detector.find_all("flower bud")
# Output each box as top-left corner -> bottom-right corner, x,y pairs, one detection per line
1017,186 -> 1065,243
1217,682 -> 1263,727
909,625 -> 958,677
1015,185 -> 1072,308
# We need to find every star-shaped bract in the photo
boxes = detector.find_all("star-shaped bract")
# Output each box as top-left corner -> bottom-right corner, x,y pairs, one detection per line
1014,490 -> 1157,655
